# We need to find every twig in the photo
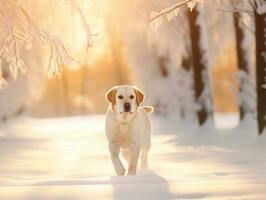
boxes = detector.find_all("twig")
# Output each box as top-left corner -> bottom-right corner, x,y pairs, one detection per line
149,0 -> 194,22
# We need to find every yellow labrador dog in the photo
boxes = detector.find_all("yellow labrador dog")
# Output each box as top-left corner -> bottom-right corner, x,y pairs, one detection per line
105,85 -> 153,175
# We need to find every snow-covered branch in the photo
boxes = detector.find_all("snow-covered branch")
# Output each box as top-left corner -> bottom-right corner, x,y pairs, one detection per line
149,0 -> 195,23
251,0 -> 266,14
69,0 -> 95,49
0,0 -> 93,88
149,0 -> 210,31
149,0 -> 255,32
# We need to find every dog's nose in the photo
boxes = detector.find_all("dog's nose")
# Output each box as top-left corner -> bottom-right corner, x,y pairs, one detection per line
124,103 -> 131,112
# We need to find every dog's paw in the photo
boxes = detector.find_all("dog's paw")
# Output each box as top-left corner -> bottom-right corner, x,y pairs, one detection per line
116,168 -> 125,176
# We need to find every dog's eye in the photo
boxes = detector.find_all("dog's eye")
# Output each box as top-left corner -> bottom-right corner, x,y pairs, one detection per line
130,95 -> 134,99
118,95 -> 123,99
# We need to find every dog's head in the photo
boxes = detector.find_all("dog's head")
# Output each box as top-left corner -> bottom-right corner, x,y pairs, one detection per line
105,85 -> 144,114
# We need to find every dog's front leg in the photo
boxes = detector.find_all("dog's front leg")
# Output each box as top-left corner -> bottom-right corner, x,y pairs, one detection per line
108,142 -> 125,176
128,144 -> 140,175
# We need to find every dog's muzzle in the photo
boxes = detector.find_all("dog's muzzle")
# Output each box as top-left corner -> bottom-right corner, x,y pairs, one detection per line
124,102 -> 131,112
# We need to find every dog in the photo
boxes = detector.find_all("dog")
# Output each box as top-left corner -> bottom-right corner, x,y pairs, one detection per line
105,85 -> 153,175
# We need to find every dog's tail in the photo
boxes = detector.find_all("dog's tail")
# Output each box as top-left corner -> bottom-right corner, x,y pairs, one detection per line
142,106 -> 154,114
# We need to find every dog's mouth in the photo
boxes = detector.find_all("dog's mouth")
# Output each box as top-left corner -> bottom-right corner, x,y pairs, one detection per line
119,112 -> 134,114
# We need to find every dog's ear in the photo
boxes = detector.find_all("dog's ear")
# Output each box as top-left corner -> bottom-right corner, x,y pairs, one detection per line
105,87 -> 117,105
134,87 -> 144,106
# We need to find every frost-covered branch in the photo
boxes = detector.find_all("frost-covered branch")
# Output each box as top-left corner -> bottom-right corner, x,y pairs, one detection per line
251,0 -> 266,13
149,0 -> 255,32
69,0 -> 95,49
149,0 -> 195,23
149,0 -> 207,31
0,0 -> 93,88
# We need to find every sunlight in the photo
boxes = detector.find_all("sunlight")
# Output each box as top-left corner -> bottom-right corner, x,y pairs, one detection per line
1,0 -> 266,199
1,115 -> 266,199
53,140 -> 84,177
68,0 -> 109,68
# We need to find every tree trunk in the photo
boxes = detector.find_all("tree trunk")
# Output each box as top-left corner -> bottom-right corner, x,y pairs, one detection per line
181,49 -> 191,72
233,13 -> 249,120
255,10 -> 266,134
188,8 -> 212,125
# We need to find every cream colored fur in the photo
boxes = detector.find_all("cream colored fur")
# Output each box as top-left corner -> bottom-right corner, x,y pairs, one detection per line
105,85 -> 153,175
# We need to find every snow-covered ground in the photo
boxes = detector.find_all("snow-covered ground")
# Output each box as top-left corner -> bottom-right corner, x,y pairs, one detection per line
0,114 -> 266,200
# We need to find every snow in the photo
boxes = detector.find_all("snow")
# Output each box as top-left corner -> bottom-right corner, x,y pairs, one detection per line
0,114 -> 266,199
214,113 -> 239,129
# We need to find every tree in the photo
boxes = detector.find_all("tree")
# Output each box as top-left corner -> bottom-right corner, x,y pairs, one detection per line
253,1 -> 266,134
149,1 -> 213,126
187,7 -> 213,125
233,12 -> 250,120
